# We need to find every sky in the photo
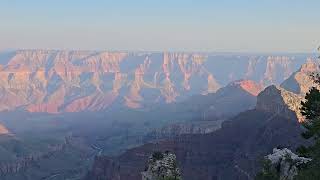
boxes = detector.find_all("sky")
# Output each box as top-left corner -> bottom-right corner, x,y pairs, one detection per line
0,0 -> 319,53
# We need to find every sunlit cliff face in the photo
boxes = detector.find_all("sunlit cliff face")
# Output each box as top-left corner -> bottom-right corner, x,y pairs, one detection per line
230,80 -> 263,96
281,59 -> 320,95
0,50 -> 309,113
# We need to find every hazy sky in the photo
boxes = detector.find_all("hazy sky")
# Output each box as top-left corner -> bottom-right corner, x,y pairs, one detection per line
0,0 -> 319,52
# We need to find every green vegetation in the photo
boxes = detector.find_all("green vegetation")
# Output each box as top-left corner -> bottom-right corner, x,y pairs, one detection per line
163,176 -> 182,180
294,77 -> 320,179
255,159 -> 279,180
294,142 -> 320,179
300,87 -> 320,139
144,151 -> 182,180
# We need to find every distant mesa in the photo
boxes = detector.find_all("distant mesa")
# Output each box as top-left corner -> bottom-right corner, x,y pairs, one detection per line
229,79 -> 264,96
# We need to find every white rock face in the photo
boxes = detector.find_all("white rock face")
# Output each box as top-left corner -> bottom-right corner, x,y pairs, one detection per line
142,152 -> 181,180
266,148 -> 311,180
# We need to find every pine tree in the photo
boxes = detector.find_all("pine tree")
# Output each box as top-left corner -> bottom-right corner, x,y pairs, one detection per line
294,49 -> 320,179
300,87 -> 320,139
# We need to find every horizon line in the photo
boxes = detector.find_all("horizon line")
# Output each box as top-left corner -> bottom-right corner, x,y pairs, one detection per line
1,48 -> 318,55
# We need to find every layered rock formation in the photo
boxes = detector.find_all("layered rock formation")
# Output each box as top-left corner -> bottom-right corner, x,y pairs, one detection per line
263,56 -> 293,85
0,50 -> 310,113
256,85 -> 304,122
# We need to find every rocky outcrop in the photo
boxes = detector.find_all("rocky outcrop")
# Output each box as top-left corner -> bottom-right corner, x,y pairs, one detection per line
256,85 -> 304,122
281,59 -> 320,95
229,80 -> 263,96
0,50 -> 309,113
142,152 -> 181,180
265,148 -> 311,180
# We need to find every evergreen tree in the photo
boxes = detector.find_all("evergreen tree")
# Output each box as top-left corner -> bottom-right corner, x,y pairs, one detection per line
294,49 -> 320,179
300,87 -> 320,139
255,159 -> 279,180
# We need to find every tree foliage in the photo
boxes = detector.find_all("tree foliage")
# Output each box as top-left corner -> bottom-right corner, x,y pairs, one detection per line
255,159 -> 279,180
294,141 -> 320,180
300,87 -> 320,139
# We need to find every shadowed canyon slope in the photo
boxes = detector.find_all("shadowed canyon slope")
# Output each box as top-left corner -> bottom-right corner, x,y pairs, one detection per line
85,60 -> 320,180
85,110 -> 306,180
0,50 -> 311,113
146,80 -> 263,138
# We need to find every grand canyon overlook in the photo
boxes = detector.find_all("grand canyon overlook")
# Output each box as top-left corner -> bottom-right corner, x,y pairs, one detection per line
0,49 -> 319,180
1,1 -> 320,180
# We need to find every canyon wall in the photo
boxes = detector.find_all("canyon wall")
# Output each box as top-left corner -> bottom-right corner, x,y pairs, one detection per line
0,50 -> 311,113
